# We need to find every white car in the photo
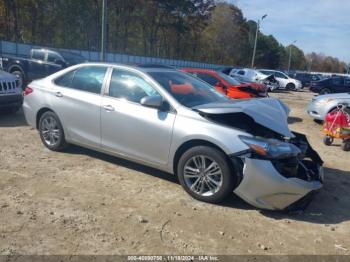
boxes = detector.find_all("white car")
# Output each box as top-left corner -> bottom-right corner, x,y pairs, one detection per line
259,69 -> 302,91
229,68 -> 279,91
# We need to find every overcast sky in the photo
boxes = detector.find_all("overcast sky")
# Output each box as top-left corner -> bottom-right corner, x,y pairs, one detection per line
229,0 -> 350,63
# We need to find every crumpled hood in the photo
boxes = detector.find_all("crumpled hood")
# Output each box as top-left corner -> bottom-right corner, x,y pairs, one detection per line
193,98 -> 293,137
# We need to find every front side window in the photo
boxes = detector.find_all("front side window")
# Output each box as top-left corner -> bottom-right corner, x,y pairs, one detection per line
54,66 -> 107,94
108,69 -> 160,103
237,70 -> 245,75
275,72 -> 288,79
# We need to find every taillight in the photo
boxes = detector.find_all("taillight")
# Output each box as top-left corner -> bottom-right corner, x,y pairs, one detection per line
23,86 -> 33,96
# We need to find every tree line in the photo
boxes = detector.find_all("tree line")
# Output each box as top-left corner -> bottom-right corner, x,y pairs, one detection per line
0,0 -> 348,73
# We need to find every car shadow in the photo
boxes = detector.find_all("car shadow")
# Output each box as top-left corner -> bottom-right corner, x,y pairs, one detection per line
64,146 -> 350,224
288,116 -> 303,124
0,108 -> 28,127
270,89 -> 291,94
64,145 -> 178,184
260,167 -> 350,224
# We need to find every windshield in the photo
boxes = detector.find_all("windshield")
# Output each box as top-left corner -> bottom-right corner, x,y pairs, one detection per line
217,72 -> 241,85
149,71 -> 230,107
60,51 -> 86,64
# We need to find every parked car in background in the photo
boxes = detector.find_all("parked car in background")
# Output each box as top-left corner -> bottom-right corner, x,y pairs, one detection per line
259,69 -> 302,90
0,48 -> 86,87
23,63 -> 323,210
310,76 -> 350,94
181,68 -> 267,99
307,93 -> 350,121
0,70 -> 23,114
229,68 -> 279,91
292,73 -> 321,88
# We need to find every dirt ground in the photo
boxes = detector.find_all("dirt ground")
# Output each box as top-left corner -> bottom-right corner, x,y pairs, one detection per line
0,90 -> 349,255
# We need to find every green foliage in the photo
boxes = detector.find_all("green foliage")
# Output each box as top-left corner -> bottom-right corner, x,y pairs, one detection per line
0,0 -> 346,72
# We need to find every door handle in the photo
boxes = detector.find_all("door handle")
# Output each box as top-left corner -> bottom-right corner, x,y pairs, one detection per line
103,105 -> 115,112
55,92 -> 63,98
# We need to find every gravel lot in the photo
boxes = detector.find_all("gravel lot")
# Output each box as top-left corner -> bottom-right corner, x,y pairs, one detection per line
0,90 -> 349,255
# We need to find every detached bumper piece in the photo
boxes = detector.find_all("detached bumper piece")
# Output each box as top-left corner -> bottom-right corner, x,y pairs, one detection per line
234,132 -> 323,211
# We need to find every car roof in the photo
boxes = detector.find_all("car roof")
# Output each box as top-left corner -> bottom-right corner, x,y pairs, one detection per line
181,68 -> 216,74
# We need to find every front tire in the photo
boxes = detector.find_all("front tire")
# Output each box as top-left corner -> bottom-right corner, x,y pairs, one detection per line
286,83 -> 296,90
39,111 -> 68,151
177,146 -> 236,204
320,88 -> 331,95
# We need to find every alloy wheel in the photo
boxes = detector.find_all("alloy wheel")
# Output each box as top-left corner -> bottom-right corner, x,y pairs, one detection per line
40,116 -> 61,146
183,155 -> 223,197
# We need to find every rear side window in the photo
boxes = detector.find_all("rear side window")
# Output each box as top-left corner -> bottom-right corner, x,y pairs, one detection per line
54,70 -> 76,87
71,66 -> 107,94
47,52 -> 63,63
32,50 -> 45,61
196,73 -> 219,86
54,66 -> 107,94
237,70 -> 245,75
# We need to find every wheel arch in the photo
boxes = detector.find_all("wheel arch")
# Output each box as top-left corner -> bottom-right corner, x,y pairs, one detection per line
9,64 -> 26,78
172,139 -> 230,176
36,107 -> 55,129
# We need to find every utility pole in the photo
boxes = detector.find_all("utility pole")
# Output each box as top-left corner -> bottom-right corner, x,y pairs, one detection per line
100,0 -> 107,62
251,14 -> 267,68
287,40 -> 297,73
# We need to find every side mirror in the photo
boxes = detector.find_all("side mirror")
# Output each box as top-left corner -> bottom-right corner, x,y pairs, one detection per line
140,95 -> 164,109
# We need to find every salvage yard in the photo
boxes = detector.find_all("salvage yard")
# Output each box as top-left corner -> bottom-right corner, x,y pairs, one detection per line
0,90 -> 349,255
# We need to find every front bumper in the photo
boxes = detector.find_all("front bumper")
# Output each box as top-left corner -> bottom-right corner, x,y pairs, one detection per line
234,158 -> 323,210
233,132 -> 323,210
0,94 -> 23,109
306,102 -> 325,120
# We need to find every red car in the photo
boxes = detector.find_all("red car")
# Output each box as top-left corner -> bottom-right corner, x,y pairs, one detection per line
181,68 -> 268,99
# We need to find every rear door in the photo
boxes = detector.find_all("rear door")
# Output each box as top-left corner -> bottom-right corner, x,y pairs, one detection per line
51,65 -> 108,148
101,68 -> 175,166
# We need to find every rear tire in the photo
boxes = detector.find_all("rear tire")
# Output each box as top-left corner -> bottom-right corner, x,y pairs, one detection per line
177,146 -> 236,204
39,111 -> 68,151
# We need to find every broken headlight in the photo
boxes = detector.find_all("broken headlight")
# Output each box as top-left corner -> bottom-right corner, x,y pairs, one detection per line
239,135 -> 301,159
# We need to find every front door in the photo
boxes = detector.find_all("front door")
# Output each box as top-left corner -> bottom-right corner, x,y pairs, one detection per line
101,68 -> 175,166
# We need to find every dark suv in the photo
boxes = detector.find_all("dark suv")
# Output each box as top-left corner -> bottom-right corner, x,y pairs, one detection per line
294,73 -> 321,88
310,76 -> 350,94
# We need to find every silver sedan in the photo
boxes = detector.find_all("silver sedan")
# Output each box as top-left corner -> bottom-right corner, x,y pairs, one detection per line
23,63 -> 323,210
307,93 -> 350,121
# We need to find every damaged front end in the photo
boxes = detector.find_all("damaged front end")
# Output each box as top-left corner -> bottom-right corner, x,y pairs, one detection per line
194,99 -> 324,211
232,132 -> 323,211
